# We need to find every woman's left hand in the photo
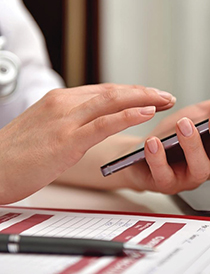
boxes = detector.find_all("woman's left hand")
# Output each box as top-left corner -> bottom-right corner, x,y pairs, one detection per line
124,100 -> 210,194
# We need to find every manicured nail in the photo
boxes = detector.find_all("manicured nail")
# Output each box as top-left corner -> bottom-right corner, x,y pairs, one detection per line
171,96 -> 177,104
147,137 -> 158,154
177,117 -> 193,137
147,88 -> 173,101
155,90 -> 174,101
140,106 -> 156,115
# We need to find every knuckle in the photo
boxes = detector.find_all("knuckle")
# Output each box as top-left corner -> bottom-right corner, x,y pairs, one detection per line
93,116 -> 107,131
145,88 -> 157,99
132,84 -> 146,90
121,109 -> 137,121
191,170 -> 209,185
131,84 -> 139,89
152,174 -> 177,195
102,89 -> 119,102
43,89 -> 64,110
159,181 -> 177,195
100,83 -> 115,90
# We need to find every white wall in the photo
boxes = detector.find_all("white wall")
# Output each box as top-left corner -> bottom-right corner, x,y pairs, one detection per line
100,0 -> 210,136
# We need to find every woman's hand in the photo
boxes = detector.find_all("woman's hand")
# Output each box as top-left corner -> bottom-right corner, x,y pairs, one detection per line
125,100 -> 210,194
147,100 -> 210,139
0,83 -> 175,204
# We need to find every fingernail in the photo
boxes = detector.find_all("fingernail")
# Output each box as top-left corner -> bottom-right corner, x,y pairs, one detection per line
177,117 -> 193,137
140,106 -> 156,115
156,90 -> 174,101
147,137 -> 158,154
171,96 -> 177,104
147,88 -> 173,101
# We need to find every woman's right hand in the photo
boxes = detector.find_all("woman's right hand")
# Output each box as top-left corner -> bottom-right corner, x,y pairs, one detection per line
125,100 -> 210,195
0,83 -> 175,204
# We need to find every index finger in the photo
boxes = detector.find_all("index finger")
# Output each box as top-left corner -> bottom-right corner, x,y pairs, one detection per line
69,84 -> 176,112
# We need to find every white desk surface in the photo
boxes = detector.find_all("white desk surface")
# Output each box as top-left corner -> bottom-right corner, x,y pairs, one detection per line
13,184 -> 202,217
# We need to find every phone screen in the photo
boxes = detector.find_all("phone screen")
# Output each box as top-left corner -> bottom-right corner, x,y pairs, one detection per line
101,119 -> 210,176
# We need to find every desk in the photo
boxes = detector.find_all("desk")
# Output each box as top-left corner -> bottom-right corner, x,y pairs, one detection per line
7,184 -> 210,274
13,184 -> 199,216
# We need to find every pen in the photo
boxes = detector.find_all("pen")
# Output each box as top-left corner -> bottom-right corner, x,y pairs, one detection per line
0,233 -> 155,256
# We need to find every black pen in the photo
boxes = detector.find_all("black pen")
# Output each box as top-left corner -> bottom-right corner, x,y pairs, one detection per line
0,233 -> 155,256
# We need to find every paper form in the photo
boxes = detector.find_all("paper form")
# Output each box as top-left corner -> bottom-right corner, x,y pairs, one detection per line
1,206 -> 210,274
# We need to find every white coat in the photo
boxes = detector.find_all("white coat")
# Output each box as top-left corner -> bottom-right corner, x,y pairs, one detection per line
0,0 -> 65,128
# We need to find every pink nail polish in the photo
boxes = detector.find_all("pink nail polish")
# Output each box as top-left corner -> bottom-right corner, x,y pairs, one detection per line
147,137 -> 158,154
177,118 -> 193,137
140,106 -> 156,115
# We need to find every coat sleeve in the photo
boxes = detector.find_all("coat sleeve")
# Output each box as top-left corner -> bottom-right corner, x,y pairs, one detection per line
0,0 -> 65,128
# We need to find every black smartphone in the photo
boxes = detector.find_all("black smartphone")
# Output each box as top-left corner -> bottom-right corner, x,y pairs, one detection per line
101,119 -> 210,176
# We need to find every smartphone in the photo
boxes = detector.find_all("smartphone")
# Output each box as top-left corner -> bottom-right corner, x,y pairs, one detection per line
101,119 -> 210,176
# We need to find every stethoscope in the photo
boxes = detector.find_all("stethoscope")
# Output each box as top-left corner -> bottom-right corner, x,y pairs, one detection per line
0,34 -> 21,101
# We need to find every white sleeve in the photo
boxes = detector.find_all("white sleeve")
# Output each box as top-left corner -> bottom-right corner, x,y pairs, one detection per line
0,0 -> 65,128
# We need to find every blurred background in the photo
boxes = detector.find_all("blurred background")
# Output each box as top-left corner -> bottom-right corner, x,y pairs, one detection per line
23,0 -> 210,137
